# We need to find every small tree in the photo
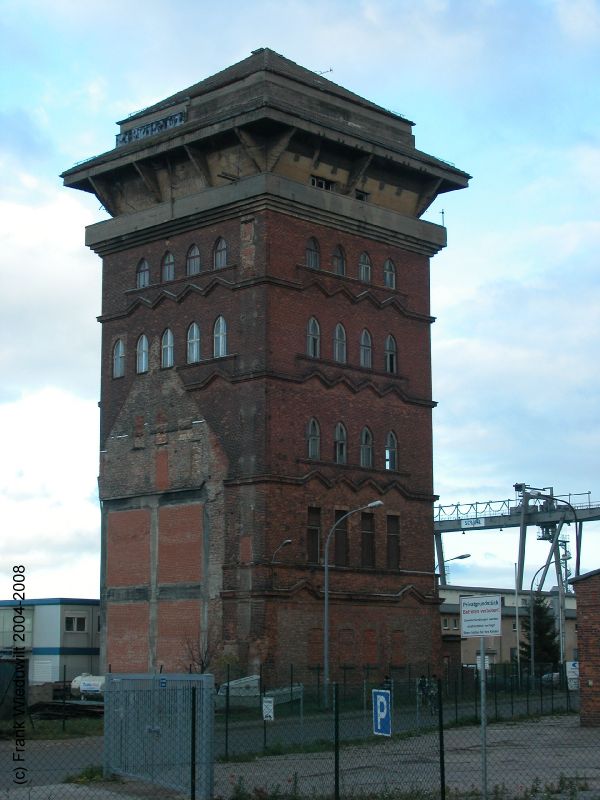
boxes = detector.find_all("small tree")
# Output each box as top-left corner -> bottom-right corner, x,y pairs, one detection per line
519,595 -> 560,670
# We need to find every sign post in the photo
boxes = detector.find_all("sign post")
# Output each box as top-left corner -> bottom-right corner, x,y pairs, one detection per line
262,696 -> 274,721
460,594 -> 502,800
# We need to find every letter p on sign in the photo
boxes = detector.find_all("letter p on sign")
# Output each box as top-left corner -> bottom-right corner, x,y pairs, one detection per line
372,689 -> 391,736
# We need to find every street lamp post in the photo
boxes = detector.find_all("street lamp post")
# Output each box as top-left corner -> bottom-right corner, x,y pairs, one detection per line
323,500 -> 383,707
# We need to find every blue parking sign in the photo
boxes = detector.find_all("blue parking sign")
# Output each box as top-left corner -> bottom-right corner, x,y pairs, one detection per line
372,689 -> 391,736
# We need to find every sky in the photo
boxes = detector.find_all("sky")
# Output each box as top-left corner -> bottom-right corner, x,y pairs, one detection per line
1,0 -> 599,599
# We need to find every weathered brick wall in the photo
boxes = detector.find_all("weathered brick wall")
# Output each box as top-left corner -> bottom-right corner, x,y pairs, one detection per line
100,205 -> 440,679
571,570 -> 600,726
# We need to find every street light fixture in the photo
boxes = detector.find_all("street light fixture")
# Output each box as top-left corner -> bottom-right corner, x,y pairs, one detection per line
435,553 -> 471,586
323,500 -> 383,707
271,538 -> 292,563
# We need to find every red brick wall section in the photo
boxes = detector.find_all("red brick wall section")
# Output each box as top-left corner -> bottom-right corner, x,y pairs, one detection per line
158,505 -> 203,585
573,572 -> 600,726
156,600 -> 202,672
106,603 -> 149,672
106,509 -> 151,587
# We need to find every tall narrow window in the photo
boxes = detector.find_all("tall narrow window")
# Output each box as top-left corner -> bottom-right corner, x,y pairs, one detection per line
214,237 -> 228,269
186,244 -> 201,275
213,315 -> 227,357
333,510 -> 348,566
161,328 -> 174,368
307,507 -> 321,564
136,334 -> 149,374
307,418 -> 320,460
333,323 -> 347,364
332,245 -> 346,276
161,251 -> 175,282
359,252 -> 371,282
360,427 -> 373,468
361,512 -> 375,568
136,258 -> 150,288
383,258 -> 396,289
306,237 -> 320,269
360,329 -> 372,368
334,422 -> 347,464
384,334 -> 397,374
187,322 -> 201,364
112,339 -> 125,378
385,431 -> 398,471
386,515 -> 400,569
306,317 -> 320,358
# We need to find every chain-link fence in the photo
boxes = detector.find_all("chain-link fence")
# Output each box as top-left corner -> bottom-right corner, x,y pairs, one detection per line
0,670 -> 594,800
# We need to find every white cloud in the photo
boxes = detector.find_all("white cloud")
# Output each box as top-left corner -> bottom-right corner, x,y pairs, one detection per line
0,178 -> 102,397
554,0 -> 600,42
0,387 -> 99,599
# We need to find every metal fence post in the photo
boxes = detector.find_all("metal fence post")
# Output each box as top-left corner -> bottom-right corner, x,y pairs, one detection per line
224,663 -> 230,762
62,663 -> 67,733
190,685 -> 196,800
438,677 -> 446,800
334,682 -> 340,800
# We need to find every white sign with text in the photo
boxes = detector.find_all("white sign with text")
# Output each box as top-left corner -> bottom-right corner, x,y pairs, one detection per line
460,595 -> 502,638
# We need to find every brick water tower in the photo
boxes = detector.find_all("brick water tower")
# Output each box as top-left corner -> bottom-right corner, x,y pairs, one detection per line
62,49 -> 469,681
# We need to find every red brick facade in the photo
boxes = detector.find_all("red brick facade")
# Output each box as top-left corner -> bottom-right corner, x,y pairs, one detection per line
570,570 -> 600,726
63,50 -> 469,682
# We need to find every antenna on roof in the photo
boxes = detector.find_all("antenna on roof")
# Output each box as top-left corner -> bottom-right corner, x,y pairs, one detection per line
316,68 -> 333,76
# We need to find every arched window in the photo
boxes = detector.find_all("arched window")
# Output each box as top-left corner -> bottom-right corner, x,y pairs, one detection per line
187,322 -> 201,364
112,339 -> 125,378
136,334 -> 149,374
136,258 -> 150,288
161,328 -> 174,368
360,329 -> 372,368
385,431 -> 398,471
307,418 -> 320,460
334,422 -> 347,465
214,237 -> 228,269
360,427 -> 373,468
161,251 -> 175,282
306,237 -> 320,269
384,258 -> 396,289
333,323 -> 347,364
186,244 -> 201,275
359,252 -> 371,283
213,315 -> 227,357
384,334 -> 397,374
332,245 -> 346,276
307,317 -> 320,358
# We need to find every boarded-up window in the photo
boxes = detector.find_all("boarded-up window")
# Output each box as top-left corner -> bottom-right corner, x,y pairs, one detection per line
387,515 -> 400,569
363,628 -> 377,664
391,630 -> 404,665
361,513 -> 375,567
338,628 -> 356,665
334,511 -> 348,566
307,507 -> 320,563
307,627 -> 323,666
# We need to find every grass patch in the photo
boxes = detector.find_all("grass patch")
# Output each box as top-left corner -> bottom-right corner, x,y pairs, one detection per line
221,776 -> 590,800
64,764 -> 121,784
0,716 -> 103,740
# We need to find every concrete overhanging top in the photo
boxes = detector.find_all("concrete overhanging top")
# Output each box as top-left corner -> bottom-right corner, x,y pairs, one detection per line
61,50 -> 470,194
